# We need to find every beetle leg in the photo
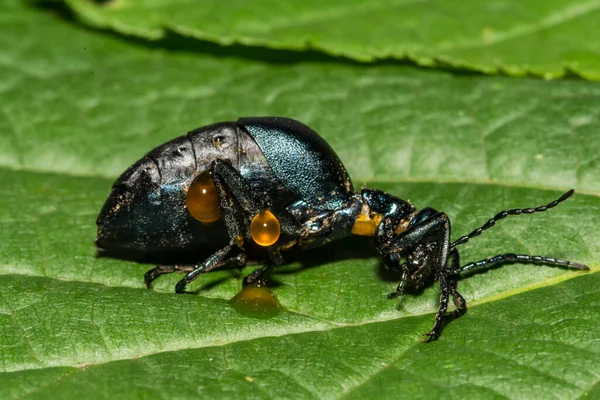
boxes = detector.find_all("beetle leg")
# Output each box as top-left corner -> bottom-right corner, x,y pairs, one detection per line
447,248 -> 467,320
154,159 -> 251,293
145,265 -> 194,288
378,212 -> 453,341
211,159 -> 300,237
243,247 -> 283,287
243,264 -> 273,287
387,267 -> 409,299
144,253 -> 248,289
172,161 -> 251,293
175,244 -> 238,293
423,272 -> 452,342
211,160 -> 300,282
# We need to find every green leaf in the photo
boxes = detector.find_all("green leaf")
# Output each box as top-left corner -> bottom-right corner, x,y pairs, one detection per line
1,3 -> 599,399
1,272 -> 598,399
62,0 -> 600,80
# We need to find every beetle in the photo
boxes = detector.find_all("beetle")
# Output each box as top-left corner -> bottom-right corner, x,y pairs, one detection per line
96,117 -> 588,341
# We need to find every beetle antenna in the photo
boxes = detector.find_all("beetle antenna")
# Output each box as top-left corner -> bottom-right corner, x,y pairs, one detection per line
451,189 -> 575,248
455,253 -> 589,274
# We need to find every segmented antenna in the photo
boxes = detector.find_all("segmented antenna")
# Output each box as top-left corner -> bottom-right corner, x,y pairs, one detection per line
457,253 -> 589,274
451,189 -> 575,248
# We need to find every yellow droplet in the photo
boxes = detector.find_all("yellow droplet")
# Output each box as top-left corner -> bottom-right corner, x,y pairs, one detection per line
250,210 -> 280,246
186,170 -> 222,223
229,284 -> 282,319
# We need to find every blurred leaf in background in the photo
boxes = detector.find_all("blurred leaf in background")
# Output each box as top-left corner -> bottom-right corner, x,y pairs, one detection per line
64,0 -> 600,79
0,1 -> 598,399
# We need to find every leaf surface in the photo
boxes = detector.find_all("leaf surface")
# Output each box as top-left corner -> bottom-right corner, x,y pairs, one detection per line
0,3 -> 599,399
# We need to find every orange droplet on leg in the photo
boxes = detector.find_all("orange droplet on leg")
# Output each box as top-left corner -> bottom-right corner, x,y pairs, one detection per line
250,210 -> 280,246
186,171 -> 222,223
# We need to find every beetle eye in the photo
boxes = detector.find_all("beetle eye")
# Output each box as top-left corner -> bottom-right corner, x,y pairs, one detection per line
250,210 -> 280,246
186,170 -> 222,223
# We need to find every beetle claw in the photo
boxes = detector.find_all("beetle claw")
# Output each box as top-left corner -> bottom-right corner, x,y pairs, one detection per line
175,279 -> 189,294
422,332 -> 437,343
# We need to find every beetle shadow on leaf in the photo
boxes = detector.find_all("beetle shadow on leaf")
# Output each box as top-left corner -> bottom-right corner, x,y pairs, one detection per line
272,236 -> 406,285
95,247 -> 216,266
289,236 -> 378,266
96,236 -> 414,289
192,276 -> 236,294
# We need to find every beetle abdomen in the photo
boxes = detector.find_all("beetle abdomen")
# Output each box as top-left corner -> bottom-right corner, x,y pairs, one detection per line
96,117 -> 355,258
96,124 -> 241,255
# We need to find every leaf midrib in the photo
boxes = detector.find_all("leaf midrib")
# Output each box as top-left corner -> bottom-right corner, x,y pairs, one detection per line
1,270 -> 596,375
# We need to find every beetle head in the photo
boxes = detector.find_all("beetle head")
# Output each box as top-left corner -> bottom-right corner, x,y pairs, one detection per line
401,244 -> 436,290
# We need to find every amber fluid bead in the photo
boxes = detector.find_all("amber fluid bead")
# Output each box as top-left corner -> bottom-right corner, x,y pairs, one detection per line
186,171 -> 222,223
250,210 -> 280,246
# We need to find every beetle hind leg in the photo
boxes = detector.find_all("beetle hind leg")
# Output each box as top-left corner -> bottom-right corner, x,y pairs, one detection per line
145,265 -> 194,288
174,160 -> 299,293
175,245 -> 238,293
144,253 -> 248,289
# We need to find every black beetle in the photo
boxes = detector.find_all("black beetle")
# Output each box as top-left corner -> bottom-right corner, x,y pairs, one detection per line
96,117 -> 588,341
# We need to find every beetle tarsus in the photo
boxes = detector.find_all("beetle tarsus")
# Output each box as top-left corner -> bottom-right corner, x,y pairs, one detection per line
387,269 -> 409,299
242,248 -> 281,287
175,278 -> 189,294
144,265 -> 196,288
144,266 -> 174,288
422,331 -> 439,343
243,264 -> 274,287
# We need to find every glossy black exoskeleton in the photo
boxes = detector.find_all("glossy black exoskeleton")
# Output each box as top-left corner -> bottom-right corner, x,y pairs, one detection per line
96,117 -> 589,341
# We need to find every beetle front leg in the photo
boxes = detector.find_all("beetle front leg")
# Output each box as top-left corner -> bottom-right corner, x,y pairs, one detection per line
447,248 -> 467,320
388,268 -> 409,299
426,272 -> 452,342
377,211 -> 453,341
